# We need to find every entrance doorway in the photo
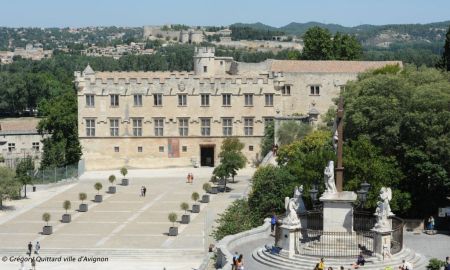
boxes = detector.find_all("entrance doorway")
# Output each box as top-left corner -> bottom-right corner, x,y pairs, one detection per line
200,145 -> 215,167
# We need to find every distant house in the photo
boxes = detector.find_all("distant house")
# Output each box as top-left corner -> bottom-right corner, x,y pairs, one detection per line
0,118 -> 49,168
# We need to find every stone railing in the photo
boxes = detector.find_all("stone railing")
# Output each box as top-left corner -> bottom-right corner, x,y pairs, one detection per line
215,218 -> 270,269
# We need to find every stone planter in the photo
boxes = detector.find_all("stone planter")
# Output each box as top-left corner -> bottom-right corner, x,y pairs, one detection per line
168,226 -> 178,236
79,203 -> 88,212
181,214 -> 190,224
210,186 -> 218,194
192,204 -> 200,213
121,178 -> 129,186
62,214 -> 71,223
42,225 -> 53,235
108,186 -> 116,194
94,194 -> 103,203
202,194 -> 210,203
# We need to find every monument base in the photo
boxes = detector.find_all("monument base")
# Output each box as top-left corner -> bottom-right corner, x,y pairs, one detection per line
279,224 -> 300,258
372,228 -> 393,260
320,191 -> 357,232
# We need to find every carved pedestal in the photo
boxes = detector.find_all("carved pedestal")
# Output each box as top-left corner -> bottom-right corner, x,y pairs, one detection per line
279,224 -> 300,258
320,191 -> 357,232
372,228 -> 393,260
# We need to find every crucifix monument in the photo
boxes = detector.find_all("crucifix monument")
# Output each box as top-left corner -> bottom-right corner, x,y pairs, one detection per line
319,95 -> 357,232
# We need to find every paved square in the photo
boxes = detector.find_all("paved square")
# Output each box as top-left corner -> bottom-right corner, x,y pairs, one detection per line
0,167 -> 254,269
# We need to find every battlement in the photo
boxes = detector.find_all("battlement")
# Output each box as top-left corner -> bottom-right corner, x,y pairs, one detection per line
75,70 -> 272,86
194,47 -> 215,55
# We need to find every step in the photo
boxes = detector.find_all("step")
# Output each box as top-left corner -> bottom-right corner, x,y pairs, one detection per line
252,247 -> 428,270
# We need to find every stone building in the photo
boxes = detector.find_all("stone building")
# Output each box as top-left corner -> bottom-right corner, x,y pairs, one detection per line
0,118 -> 48,168
75,47 -> 401,171
143,25 -> 204,44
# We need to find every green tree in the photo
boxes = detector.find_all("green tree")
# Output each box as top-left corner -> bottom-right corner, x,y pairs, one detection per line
276,120 -> 312,146
15,156 -> 34,198
302,27 -> 333,60
215,138 -> 247,183
211,198 -> 260,241
277,130 -> 335,194
344,65 -> 450,217
344,135 -> 410,214
441,25 -> 450,71
260,121 -> 275,158
38,91 -> 82,167
332,32 -> 362,60
0,167 -> 20,210
248,165 -> 297,218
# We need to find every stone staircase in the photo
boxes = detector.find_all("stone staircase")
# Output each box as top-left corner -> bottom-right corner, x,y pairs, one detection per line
260,151 -> 277,167
0,248 -> 205,262
252,247 -> 429,270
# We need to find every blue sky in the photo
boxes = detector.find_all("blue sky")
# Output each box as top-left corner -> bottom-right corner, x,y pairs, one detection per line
1,0 -> 449,27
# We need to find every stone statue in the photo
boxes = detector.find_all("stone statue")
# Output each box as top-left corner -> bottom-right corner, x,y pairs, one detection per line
283,187 -> 301,227
373,187 -> 394,231
332,120 -> 338,152
295,185 -> 307,214
324,161 -> 337,194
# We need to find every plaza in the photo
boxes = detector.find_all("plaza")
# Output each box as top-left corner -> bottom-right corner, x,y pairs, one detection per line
0,167 -> 254,270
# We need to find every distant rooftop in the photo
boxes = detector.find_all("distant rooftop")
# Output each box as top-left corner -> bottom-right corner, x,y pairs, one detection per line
270,60 -> 403,73
0,117 -> 41,135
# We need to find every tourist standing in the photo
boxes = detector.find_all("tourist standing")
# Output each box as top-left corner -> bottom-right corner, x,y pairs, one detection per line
31,257 -> 36,270
270,214 -> 277,234
35,241 -> 40,255
232,252 -> 239,270
236,254 -> 244,270
186,173 -> 191,183
27,242 -> 32,256
427,216 -> 435,230
143,186 -> 147,197
444,257 -> 450,270
190,173 -> 194,184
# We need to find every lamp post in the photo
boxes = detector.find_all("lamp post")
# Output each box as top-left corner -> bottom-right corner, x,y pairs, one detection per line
310,184 -> 320,210
356,181 -> 371,208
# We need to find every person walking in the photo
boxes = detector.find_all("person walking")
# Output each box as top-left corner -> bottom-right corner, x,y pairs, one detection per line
27,242 -> 32,256
186,173 -> 191,183
35,241 -> 40,255
270,214 -> 277,234
190,173 -> 194,185
140,186 -> 144,197
143,186 -> 147,197
318,258 -> 325,270
31,257 -> 36,270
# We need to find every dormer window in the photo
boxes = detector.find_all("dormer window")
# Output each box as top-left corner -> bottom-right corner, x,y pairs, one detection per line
203,66 -> 208,73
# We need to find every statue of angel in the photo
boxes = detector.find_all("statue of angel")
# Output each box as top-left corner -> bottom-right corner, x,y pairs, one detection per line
283,188 -> 301,227
373,187 -> 394,230
324,161 -> 337,194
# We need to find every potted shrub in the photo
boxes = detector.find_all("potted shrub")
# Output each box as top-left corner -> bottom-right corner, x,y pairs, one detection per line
210,176 -> 219,194
168,212 -> 178,236
202,183 -> 212,203
79,192 -> 88,212
180,202 -> 190,224
94,182 -> 103,202
191,192 -> 200,213
120,167 -> 129,186
108,175 -> 116,194
42,212 -> 52,235
62,200 -> 71,223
